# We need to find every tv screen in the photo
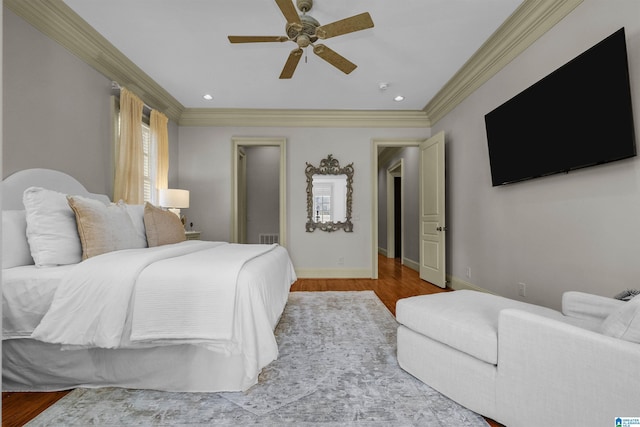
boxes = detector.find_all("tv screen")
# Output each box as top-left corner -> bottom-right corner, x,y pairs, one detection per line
485,28 -> 636,186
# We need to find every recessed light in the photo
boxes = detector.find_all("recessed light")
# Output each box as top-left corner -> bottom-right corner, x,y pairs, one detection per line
203,94 -> 213,101
394,95 -> 405,102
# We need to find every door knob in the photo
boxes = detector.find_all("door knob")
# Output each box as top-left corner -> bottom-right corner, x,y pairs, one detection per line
436,226 -> 448,232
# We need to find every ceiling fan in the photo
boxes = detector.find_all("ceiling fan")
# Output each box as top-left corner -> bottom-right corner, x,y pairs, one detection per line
228,0 -> 374,79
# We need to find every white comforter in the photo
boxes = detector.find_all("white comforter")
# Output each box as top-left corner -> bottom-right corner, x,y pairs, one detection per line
30,241 -> 293,359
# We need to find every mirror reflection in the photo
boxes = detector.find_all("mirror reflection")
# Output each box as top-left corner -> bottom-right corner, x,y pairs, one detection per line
312,175 -> 347,223
306,155 -> 354,232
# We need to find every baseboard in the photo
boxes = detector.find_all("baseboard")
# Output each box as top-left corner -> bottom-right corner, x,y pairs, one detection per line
402,257 -> 419,273
378,247 -> 388,257
295,268 -> 372,279
447,275 -> 495,294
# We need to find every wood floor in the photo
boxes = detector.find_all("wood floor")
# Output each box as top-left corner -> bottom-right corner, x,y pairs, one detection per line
2,255 -> 503,427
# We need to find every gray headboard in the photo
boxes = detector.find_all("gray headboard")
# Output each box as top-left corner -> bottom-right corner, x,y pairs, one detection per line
2,168 -> 110,210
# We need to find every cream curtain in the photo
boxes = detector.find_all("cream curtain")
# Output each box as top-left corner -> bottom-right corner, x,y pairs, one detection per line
113,88 -> 144,204
150,110 -> 169,203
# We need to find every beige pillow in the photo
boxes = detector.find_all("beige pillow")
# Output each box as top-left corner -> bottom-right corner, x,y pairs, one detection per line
143,202 -> 186,247
68,195 -> 147,260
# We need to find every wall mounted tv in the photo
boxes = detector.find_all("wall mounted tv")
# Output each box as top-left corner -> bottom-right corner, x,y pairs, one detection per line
484,28 -> 636,187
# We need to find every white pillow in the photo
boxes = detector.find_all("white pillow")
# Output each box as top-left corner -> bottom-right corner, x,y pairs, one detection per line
122,203 -> 148,247
67,195 -> 147,259
23,187 -> 82,267
2,210 -> 35,269
601,295 -> 640,344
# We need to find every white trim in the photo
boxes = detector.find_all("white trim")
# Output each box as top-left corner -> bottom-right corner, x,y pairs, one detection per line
295,269 -> 372,279
402,257 -> 420,273
179,109 -> 430,128
231,137 -> 287,248
447,275 -> 495,294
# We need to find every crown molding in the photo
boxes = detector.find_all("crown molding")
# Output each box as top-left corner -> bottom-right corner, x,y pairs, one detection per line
179,108 -> 431,128
5,0 -> 185,123
423,0 -> 583,125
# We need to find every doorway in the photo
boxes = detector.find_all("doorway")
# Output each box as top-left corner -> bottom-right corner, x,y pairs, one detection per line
231,137 -> 287,247
386,159 -> 403,261
371,139 -> 421,279
394,177 -> 402,258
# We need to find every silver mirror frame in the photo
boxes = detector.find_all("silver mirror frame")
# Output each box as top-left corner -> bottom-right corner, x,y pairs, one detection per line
305,154 -> 354,232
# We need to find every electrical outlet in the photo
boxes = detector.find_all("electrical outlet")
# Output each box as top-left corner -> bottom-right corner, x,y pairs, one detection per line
518,282 -> 527,297
466,267 -> 471,278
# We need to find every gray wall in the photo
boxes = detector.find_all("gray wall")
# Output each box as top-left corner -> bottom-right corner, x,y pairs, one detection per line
3,9 -> 180,196
178,126 -> 429,277
433,0 -> 640,309
3,8 -> 112,195
245,145 -> 279,244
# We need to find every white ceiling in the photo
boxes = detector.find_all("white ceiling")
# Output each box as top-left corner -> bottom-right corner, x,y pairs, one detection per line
62,0 -> 522,111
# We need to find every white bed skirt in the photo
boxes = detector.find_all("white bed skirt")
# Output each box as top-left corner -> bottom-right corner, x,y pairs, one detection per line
3,338 -> 251,392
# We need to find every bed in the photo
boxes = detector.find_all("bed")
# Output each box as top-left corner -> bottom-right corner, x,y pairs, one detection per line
2,168 -> 297,392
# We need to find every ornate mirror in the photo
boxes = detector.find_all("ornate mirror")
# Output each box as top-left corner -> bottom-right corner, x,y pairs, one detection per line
306,154 -> 354,232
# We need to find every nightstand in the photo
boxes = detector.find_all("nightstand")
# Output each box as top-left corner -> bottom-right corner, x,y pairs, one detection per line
185,231 -> 201,240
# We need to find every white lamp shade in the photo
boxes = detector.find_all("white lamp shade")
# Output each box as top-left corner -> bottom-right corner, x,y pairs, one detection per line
159,189 -> 189,208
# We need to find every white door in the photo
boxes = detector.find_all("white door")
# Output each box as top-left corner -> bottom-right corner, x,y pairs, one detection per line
419,131 -> 446,288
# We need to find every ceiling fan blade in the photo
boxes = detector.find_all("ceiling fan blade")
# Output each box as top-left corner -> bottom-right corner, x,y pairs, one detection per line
312,44 -> 357,74
316,12 -> 374,39
275,0 -> 301,25
228,35 -> 289,43
280,48 -> 304,79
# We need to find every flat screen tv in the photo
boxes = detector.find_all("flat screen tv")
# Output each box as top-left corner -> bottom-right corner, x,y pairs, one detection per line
484,28 -> 636,186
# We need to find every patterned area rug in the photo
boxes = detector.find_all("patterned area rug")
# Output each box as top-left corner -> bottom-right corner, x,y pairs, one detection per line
27,291 -> 488,426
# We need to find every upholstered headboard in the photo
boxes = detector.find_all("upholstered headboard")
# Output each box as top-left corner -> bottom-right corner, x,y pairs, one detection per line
2,168 -> 110,209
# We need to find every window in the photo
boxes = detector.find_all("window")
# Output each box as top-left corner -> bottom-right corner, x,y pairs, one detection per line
313,183 -> 333,223
141,123 -> 153,203
115,110 -> 156,203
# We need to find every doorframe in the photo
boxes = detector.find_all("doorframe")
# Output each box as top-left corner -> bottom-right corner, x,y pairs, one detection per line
231,137 -> 287,247
237,147 -> 247,244
371,138 -> 422,279
386,160 -> 403,260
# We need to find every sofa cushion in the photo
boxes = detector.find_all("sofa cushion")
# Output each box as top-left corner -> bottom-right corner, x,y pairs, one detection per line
600,295 -> 640,344
396,290 -> 566,365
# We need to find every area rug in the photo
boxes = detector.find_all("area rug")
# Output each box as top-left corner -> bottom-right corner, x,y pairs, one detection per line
27,291 -> 488,426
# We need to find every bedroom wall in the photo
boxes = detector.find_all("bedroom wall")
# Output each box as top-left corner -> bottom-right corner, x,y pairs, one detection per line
432,0 -> 640,310
3,8 -> 112,195
2,9 -> 181,196
178,126 -> 429,277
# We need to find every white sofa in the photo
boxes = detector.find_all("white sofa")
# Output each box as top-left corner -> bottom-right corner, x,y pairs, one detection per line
396,290 -> 640,427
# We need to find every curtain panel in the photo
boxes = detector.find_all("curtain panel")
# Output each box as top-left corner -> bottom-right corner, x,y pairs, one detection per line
113,88 -> 144,204
150,110 -> 169,204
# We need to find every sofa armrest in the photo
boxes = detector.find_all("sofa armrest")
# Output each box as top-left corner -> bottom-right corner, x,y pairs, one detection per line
561,291 -> 624,322
497,309 -> 640,427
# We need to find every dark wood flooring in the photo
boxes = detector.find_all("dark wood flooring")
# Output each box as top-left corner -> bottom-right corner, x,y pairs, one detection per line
2,255 -> 503,427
